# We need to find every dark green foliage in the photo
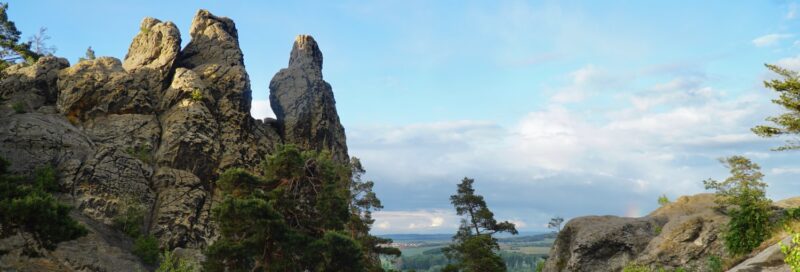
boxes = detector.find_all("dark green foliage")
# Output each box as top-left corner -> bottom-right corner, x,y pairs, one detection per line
205,145 -> 390,271
752,64 -> 800,151
0,157 -> 86,256
0,2 -> 39,71
707,255 -> 723,272
444,177 -> 517,272
11,101 -> 24,113
134,234 -> 160,265
704,156 -> 772,255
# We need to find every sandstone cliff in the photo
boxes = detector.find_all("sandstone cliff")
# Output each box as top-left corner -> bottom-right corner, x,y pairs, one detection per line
0,9 -> 347,271
544,194 -> 799,272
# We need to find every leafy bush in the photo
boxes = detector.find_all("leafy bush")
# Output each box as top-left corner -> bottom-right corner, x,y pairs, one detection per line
622,263 -> 651,272
781,232 -> 800,271
134,234 -> 160,265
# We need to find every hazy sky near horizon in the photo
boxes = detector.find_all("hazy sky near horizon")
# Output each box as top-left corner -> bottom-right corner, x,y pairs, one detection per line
11,0 -> 800,234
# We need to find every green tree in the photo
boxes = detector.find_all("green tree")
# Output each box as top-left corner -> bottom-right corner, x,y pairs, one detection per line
0,157 -> 86,256
752,64 -> 800,151
78,46 -> 95,62
780,232 -> 800,271
444,177 -> 518,272
658,194 -> 670,207
703,156 -> 771,255
204,145 -> 374,271
346,157 -> 400,270
548,217 -> 564,233
0,3 -> 39,70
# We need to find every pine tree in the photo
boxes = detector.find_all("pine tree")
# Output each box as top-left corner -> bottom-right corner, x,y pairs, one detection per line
0,2 -> 39,70
752,64 -> 800,151
444,177 -> 517,272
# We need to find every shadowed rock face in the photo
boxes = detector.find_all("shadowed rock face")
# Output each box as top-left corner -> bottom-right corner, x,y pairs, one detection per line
270,35 -> 349,163
0,9 -> 349,270
544,194 -> 750,272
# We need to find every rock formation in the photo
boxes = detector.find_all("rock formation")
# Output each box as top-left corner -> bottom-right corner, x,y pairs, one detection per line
544,194 -> 800,272
270,35 -> 348,163
0,9 -> 348,271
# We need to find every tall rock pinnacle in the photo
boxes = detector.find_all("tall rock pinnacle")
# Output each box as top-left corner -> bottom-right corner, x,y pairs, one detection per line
270,35 -> 349,163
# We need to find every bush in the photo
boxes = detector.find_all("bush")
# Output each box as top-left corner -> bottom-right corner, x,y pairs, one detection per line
622,263 -> 651,272
658,194 -> 670,206
190,88 -> 203,102
133,235 -> 160,265
707,255 -> 723,272
156,250 -> 197,272
781,232 -> 800,271
0,157 -> 87,256
704,156 -> 772,255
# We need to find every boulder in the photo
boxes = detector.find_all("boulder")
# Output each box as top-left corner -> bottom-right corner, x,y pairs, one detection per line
545,194 -> 728,272
269,35 -> 348,162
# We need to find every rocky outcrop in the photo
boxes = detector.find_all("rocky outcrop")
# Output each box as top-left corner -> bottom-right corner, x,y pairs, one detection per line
0,9 -> 349,271
270,35 -> 348,162
545,194 -> 729,272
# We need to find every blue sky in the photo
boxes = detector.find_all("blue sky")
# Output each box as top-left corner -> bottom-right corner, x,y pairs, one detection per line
11,0 -> 800,234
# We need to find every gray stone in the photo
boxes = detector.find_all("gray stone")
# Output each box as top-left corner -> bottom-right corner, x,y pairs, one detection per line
269,35 -> 348,163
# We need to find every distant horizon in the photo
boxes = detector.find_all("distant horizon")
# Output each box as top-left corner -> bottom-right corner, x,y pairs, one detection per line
10,1 -> 800,234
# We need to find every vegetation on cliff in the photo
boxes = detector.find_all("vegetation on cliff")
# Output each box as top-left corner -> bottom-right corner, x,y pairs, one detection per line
204,145 -> 398,271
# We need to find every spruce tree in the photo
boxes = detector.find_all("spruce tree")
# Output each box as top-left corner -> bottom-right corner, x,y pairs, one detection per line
753,64 -> 800,151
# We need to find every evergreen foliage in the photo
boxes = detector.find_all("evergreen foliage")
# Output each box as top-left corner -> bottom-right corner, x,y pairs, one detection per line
704,156 -> 772,255
0,2 -> 39,71
753,64 -> 800,151
204,145 -> 397,271
443,177 -> 517,272
0,157 -> 86,256
134,234 -> 160,265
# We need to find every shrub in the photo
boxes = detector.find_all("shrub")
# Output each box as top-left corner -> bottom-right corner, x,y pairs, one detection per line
11,101 -> 25,113
622,263 -> 651,272
156,250 -> 197,272
704,156 -> 772,255
781,232 -> 800,271
535,260 -> 545,272
707,255 -> 723,272
190,88 -> 203,102
133,234 -> 160,265
0,157 -> 86,256
658,194 -> 670,206
140,26 -> 150,34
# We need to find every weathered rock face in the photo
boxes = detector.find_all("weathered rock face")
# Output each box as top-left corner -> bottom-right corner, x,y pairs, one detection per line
270,35 -> 349,162
544,194 -> 729,272
0,56 -> 69,112
0,9 -> 349,271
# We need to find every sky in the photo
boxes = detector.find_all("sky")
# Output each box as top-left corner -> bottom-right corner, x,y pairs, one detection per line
10,0 -> 800,234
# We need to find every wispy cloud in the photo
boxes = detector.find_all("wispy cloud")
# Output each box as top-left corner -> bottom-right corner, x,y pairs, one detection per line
752,33 -> 794,47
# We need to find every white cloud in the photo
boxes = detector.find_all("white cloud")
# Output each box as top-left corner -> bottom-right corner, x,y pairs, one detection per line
776,55 -> 800,71
372,210 -> 459,234
772,167 -> 800,175
752,33 -> 794,47
551,65 -> 618,103
250,99 -> 276,120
